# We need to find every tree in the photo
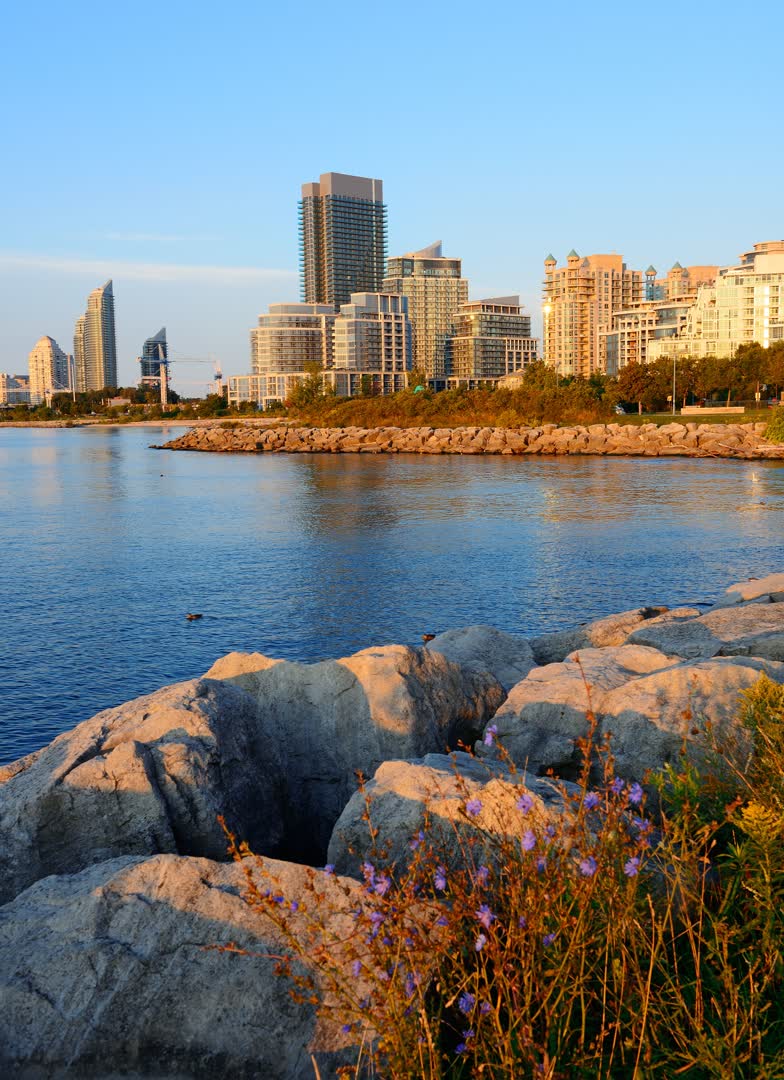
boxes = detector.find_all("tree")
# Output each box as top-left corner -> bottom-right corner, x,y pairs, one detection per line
616,362 -> 657,413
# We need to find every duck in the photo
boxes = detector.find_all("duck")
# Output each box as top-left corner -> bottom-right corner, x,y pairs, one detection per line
185,613 -> 203,621
422,633 -> 436,643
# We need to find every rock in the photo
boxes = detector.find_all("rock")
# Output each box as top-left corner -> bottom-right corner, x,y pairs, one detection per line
530,607 -> 669,665
0,679 -> 286,905
487,646 -> 674,777
425,625 -> 537,692
627,604 -> 784,661
0,854 -> 359,1079
328,752 -> 576,878
491,647 -> 784,783
709,572 -> 784,608
601,656 -> 784,779
211,645 -> 505,865
203,650 -> 282,693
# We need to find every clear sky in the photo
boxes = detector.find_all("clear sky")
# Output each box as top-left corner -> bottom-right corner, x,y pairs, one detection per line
1,0 -> 782,392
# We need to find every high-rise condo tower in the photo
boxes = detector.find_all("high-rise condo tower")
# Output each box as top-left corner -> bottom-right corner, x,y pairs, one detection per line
74,280 -> 117,391
299,172 -> 387,310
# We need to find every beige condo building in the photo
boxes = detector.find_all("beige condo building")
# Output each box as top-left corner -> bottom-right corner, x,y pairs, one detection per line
28,335 -> 72,403
332,292 -> 411,397
647,241 -> 784,363
382,242 -> 468,386
542,251 -> 643,377
447,297 -> 538,386
74,280 -> 117,391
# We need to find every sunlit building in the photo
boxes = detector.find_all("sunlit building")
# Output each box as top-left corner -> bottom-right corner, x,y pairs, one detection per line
251,303 -> 336,375
647,241 -> 784,363
0,373 -> 31,405
446,297 -> 538,387
542,252 -> 643,377
332,292 -> 412,397
28,336 -> 72,403
382,242 -> 468,386
299,172 -> 387,310
74,280 -> 117,391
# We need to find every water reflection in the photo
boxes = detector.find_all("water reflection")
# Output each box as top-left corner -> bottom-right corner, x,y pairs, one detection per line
1,427 -> 783,764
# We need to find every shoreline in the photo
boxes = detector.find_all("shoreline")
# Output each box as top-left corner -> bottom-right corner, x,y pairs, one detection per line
157,421 -> 784,459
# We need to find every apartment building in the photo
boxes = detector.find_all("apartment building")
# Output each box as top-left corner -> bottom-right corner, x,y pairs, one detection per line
332,292 -> 411,397
447,297 -> 538,386
28,336 -> 72,403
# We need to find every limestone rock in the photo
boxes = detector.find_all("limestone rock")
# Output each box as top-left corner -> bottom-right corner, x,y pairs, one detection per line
709,572 -> 784,608
488,646 -> 674,777
0,854 -> 358,1079
0,679 -> 285,905
425,625 -> 537,692
211,645 -> 505,864
203,650 -> 282,693
627,604 -> 784,661
530,607 -> 669,665
328,752 -> 576,878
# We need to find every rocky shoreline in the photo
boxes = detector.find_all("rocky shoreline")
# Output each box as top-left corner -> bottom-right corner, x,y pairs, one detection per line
2,571 -> 784,1077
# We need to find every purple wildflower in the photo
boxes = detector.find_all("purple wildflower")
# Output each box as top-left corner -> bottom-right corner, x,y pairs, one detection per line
517,792 -> 534,814
351,960 -> 362,978
410,830 -> 425,850
465,797 -> 483,817
522,829 -> 536,851
629,782 -> 644,805
475,933 -> 487,951
374,874 -> 391,896
543,932 -> 556,947
323,864 -> 335,875
382,935 -> 393,946
584,791 -> 601,810
480,1001 -> 492,1015
436,915 -> 449,927
579,855 -> 597,878
536,855 -> 547,873
369,910 -> 384,926
455,1042 -> 467,1055
475,903 -> 495,930
624,856 -> 641,878
483,723 -> 498,747
458,991 -> 475,1015
361,861 -> 376,886
289,901 -> 299,912
462,1029 -> 475,1040
342,1023 -> 352,1033
611,777 -> 624,795
476,865 -> 490,885
434,866 -> 447,891
518,915 -> 527,928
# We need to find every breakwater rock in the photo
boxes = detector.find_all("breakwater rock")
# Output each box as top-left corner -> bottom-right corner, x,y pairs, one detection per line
2,571 -> 784,1076
158,421 -> 784,458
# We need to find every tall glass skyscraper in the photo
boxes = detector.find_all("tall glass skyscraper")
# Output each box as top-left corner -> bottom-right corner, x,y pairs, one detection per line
74,280 -> 117,391
299,173 -> 387,310
139,327 -> 168,380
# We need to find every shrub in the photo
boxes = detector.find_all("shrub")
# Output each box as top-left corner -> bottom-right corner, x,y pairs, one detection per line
765,407 -> 784,444
223,684 -> 784,1078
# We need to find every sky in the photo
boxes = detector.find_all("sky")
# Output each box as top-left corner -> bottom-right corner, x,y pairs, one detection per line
1,0 -> 782,392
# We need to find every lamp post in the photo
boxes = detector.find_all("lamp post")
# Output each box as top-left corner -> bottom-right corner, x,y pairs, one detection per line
672,355 -> 676,416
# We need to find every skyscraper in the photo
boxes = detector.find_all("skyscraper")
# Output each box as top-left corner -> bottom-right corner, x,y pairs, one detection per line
28,336 -> 72,403
299,172 -> 387,310
74,280 -> 117,391
382,242 -> 468,386
542,252 -> 643,377
139,328 -> 168,385
331,292 -> 411,397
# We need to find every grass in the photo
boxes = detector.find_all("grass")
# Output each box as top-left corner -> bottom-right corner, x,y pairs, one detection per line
224,676 -> 784,1078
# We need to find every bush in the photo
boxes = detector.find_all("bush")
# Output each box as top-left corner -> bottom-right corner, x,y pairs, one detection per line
765,407 -> 784,444
223,683 -> 784,1078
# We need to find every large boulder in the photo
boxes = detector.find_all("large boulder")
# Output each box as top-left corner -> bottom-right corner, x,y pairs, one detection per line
0,678 -> 286,905
425,625 -> 537,692
0,854 -> 359,1079
627,604 -> 784,661
708,572 -> 784,609
489,647 -> 784,782
328,752 -> 576,878
486,646 -> 675,778
209,644 -> 504,864
530,607 -> 669,665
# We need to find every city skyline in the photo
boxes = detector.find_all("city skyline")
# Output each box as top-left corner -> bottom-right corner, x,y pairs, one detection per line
2,1 -> 781,387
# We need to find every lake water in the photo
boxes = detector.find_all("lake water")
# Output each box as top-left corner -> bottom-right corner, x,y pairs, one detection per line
1,425 -> 783,764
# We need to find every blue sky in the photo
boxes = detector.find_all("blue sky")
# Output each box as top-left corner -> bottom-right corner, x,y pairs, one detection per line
1,0 -> 782,391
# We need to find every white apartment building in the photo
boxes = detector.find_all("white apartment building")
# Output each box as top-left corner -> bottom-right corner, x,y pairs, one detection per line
28,336 -> 72,403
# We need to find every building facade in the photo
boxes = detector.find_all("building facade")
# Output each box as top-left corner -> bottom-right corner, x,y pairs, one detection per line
74,280 -> 117,391
647,241 -> 784,363
139,327 -> 168,388
0,373 -> 31,405
28,336 -> 72,403
447,297 -> 538,386
382,242 -> 468,385
251,303 -> 336,375
332,292 -> 411,396
542,252 -> 643,377
299,173 -> 387,310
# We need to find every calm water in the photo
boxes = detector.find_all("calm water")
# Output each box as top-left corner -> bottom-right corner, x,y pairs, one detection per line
1,425 -> 783,764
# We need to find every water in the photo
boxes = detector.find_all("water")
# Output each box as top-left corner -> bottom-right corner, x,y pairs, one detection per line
1,425 -> 783,765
